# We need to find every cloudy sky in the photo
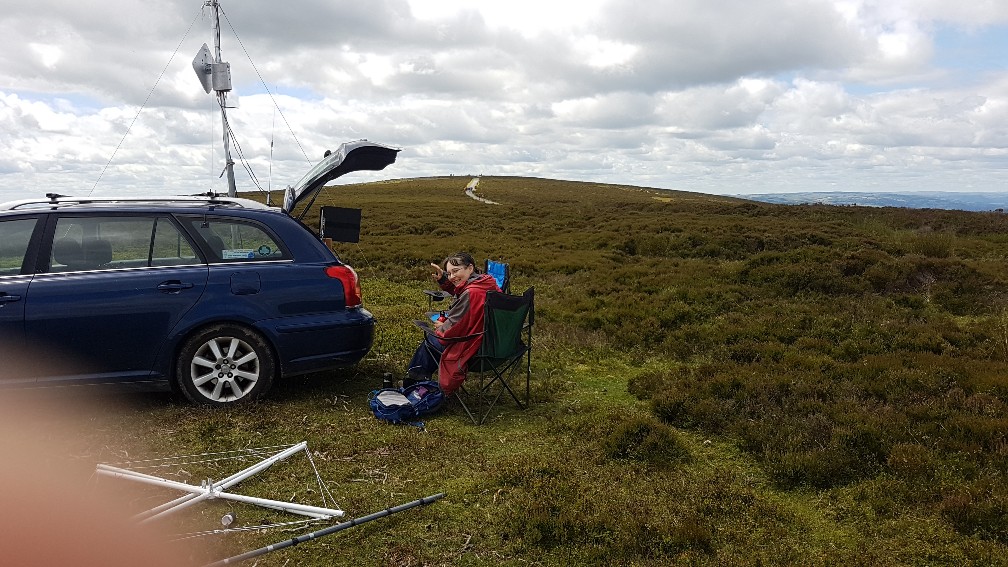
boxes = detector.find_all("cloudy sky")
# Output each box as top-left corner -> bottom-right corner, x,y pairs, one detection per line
2,0 -> 1007,203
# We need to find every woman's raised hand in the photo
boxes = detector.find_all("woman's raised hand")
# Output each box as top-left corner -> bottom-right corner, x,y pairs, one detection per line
430,262 -> 444,281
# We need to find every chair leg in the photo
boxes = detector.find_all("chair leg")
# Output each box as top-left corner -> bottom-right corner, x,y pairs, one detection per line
454,390 -> 478,424
525,345 -> 532,406
456,363 -> 530,425
484,374 -> 525,411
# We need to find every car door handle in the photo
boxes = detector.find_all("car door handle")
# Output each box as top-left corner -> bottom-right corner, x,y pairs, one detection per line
156,281 -> 195,293
0,293 -> 22,304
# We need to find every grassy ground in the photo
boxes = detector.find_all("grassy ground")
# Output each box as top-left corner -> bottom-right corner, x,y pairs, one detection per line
10,176 -> 1008,566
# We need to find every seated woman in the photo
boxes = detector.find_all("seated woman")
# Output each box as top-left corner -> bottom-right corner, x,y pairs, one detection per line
406,252 -> 501,395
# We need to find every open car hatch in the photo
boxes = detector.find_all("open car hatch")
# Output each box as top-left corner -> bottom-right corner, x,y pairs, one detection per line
283,140 -> 400,216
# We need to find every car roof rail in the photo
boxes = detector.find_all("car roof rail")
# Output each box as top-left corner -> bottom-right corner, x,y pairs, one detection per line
0,193 -> 273,211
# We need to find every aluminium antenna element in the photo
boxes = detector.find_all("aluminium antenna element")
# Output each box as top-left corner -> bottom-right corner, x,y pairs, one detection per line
192,43 -> 232,93
192,44 -> 213,94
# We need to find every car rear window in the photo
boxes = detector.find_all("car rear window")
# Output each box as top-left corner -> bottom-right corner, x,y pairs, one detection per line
182,217 -> 289,263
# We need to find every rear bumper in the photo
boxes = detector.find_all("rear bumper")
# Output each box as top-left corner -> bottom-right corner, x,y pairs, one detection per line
270,308 -> 376,376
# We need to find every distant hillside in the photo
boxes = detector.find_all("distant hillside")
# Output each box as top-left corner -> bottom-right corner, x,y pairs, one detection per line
743,191 -> 1007,212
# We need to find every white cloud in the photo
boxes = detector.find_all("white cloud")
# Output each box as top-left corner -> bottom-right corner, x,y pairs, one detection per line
573,36 -> 638,70
29,43 -> 64,69
1,0 -> 1008,203
408,0 -> 606,35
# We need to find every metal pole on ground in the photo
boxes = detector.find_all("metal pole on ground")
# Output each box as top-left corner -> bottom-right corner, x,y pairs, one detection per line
204,493 -> 446,566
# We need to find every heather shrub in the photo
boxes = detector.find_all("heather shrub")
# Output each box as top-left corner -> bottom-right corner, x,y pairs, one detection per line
601,416 -> 691,466
492,454 -> 713,561
908,230 -> 955,258
886,443 -> 937,479
940,474 -> 1008,543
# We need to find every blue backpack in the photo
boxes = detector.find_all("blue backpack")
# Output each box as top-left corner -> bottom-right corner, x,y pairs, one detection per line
369,381 -> 445,428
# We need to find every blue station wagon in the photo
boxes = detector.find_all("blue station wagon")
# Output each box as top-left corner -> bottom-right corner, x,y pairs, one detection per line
0,141 -> 398,405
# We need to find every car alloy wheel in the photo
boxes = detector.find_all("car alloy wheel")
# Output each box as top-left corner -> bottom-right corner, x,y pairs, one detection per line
177,324 -> 275,405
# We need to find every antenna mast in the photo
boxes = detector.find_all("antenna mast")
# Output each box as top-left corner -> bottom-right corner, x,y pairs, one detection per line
193,0 -> 237,197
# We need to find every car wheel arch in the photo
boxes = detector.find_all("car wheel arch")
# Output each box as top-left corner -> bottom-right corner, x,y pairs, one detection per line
173,321 -> 282,405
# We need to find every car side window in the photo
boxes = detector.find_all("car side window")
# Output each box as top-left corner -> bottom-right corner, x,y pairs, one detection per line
50,216 -> 199,272
0,218 -> 38,276
150,218 -> 200,267
185,218 -> 287,263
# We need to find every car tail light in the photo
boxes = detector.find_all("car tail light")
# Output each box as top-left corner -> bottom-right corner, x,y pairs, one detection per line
325,264 -> 363,307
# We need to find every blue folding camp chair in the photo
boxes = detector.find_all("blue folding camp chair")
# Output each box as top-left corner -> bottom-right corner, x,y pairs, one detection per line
484,259 -> 510,294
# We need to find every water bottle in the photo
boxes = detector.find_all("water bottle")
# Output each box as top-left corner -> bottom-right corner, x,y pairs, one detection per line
382,372 -> 393,389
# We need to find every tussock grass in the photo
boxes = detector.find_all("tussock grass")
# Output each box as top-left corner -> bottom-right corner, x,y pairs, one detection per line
27,176 -> 1008,565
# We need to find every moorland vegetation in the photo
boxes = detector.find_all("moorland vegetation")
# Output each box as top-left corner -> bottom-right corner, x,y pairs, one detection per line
62,177 -> 1007,565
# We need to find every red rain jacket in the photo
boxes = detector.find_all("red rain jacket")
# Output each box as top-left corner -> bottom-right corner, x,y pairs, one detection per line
434,273 -> 501,394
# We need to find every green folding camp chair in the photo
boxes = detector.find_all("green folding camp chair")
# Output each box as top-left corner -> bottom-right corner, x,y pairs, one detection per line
456,286 -> 533,424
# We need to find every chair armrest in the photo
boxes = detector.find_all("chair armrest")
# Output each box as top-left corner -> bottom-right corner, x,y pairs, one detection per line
412,320 -> 482,343
423,289 -> 451,301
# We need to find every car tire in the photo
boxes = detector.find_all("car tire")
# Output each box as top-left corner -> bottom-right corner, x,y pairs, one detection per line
176,324 -> 275,405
